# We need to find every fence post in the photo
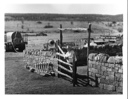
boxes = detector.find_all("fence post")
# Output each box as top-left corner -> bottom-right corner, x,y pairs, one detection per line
58,24 -> 63,77
73,52 -> 77,87
60,24 -> 63,48
57,43 -> 61,78
87,23 -> 91,85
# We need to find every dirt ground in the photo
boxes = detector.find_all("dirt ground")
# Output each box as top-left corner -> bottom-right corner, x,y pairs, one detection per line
5,52 -> 118,94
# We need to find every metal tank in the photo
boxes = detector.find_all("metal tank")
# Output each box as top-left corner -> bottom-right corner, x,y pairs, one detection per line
5,31 -> 28,52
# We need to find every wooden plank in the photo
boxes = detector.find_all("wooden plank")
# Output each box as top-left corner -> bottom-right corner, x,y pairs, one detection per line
58,24 -> 63,77
57,49 -> 61,78
56,52 -> 65,58
58,28 -> 88,31
58,64 -> 73,73
56,52 -> 70,63
72,52 -> 77,87
57,45 -> 65,55
56,69 -> 73,80
87,23 -> 91,85
56,58 -> 73,67
60,24 -> 63,48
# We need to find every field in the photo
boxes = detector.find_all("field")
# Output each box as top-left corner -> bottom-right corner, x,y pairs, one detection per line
5,52 -> 119,94
5,20 -> 123,48
5,20 -> 122,33
5,20 -> 122,94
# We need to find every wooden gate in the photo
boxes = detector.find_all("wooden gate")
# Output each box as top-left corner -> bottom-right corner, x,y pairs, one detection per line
55,45 -> 77,86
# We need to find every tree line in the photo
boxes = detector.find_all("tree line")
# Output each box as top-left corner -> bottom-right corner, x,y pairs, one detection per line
5,13 -> 123,22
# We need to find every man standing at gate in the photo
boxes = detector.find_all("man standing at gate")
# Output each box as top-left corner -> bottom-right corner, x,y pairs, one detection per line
65,46 -> 77,64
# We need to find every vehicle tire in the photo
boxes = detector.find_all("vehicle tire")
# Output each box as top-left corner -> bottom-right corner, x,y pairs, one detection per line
18,44 -> 25,52
5,43 -> 14,52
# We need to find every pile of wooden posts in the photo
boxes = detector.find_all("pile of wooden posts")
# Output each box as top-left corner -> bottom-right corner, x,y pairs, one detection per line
24,49 -> 55,76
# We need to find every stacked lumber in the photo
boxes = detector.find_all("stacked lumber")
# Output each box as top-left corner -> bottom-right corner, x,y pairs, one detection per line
24,49 -> 55,76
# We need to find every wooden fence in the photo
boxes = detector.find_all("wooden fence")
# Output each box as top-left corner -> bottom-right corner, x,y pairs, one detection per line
55,24 -> 91,86
55,45 -> 77,86
24,23 -> 91,86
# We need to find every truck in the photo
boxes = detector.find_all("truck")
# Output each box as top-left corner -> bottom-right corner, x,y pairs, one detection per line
5,31 -> 28,52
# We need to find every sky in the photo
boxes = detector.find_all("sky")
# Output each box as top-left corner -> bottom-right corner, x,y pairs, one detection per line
4,4 -> 124,15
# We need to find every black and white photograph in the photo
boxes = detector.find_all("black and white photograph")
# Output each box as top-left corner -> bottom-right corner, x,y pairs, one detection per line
2,0 -> 127,97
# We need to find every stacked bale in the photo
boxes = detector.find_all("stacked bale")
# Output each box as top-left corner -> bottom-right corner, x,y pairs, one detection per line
24,49 -> 55,76
88,53 -> 123,93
